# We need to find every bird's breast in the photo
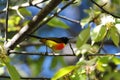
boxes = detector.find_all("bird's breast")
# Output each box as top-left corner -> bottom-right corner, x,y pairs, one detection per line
54,43 -> 65,50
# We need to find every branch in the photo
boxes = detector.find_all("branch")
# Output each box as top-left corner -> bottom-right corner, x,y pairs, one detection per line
19,41 -> 43,47
0,0 -> 44,14
9,50 -> 76,56
1,0 -> 79,25
57,15 -> 80,24
34,2 -> 80,24
90,0 -> 120,18
88,53 -> 120,57
4,0 -> 62,50
9,50 -> 120,57
31,0 -> 76,33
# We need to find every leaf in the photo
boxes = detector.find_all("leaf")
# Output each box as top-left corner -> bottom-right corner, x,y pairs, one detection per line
52,66 -> 76,80
115,24 -> 120,34
76,44 -> 91,55
0,45 -> 20,80
47,17 -> 69,29
58,57 -> 66,67
112,57 -> 120,64
76,27 -> 90,48
111,0 -> 120,6
50,57 -> 58,69
28,56 -> 45,76
91,25 -> 107,44
109,27 -> 119,47
96,56 -> 110,72
14,17 -> 21,25
81,18 -> 90,28
115,19 -> 120,24
103,72 -> 120,80
18,8 -> 31,16
50,57 -> 66,69
74,0 -> 82,6
5,62 -> 20,80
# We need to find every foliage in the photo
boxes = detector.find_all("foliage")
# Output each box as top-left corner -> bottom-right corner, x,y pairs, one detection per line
52,0 -> 120,80
0,43 -> 20,80
47,17 -> 69,29
0,0 -> 120,80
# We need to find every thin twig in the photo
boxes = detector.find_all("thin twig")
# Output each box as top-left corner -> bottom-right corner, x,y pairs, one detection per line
90,0 -> 120,18
0,76 -> 50,80
34,4 -> 80,24
88,53 -> 120,57
5,0 -> 9,43
19,39 -> 118,47
68,42 -> 76,55
16,9 -> 25,19
9,50 -> 120,57
57,15 -> 80,24
9,50 -> 76,56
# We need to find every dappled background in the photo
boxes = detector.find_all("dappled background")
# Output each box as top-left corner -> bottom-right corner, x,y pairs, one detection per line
0,0 -> 120,80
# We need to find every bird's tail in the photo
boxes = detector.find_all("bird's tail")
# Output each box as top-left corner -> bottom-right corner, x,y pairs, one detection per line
27,34 -> 43,39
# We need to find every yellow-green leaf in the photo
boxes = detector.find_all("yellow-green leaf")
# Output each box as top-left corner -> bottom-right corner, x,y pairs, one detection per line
18,8 -> 31,16
112,57 -> 120,64
109,27 -> 119,47
5,63 -> 20,80
47,17 -> 69,29
91,25 -> 107,43
76,27 -> 90,48
52,66 -> 76,80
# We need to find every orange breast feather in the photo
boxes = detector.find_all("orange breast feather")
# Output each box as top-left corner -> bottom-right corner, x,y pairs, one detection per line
54,43 -> 65,50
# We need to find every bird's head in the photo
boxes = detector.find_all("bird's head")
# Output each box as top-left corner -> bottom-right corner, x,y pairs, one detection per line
60,37 -> 69,44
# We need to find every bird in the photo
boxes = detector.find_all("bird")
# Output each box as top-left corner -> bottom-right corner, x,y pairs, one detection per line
27,34 -> 69,53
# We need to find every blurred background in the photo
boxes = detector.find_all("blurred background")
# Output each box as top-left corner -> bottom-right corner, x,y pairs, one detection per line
0,0 -> 120,79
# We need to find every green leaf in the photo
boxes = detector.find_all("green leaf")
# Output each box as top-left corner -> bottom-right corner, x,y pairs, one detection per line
28,57 -> 45,76
58,57 -> 66,67
5,62 -> 20,80
52,66 -> 76,80
70,69 -> 86,80
98,56 -> 110,64
115,19 -> 120,24
50,57 -> 66,69
103,72 -> 120,80
76,44 -> 91,55
81,18 -> 89,28
0,45 -> 20,80
91,25 -> 107,44
111,0 -> 120,5
18,8 -> 31,16
47,17 -> 69,29
15,17 -> 21,25
109,27 -> 119,47
96,56 -> 111,72
50,57 -> 58,69
112,57 -> 120,64
76,27 -> 90,48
